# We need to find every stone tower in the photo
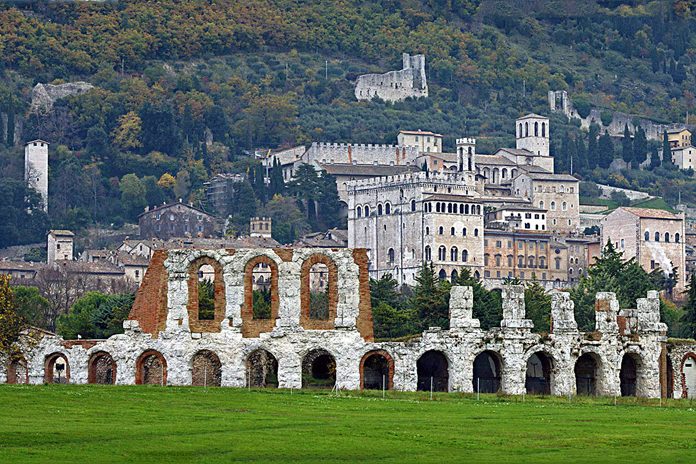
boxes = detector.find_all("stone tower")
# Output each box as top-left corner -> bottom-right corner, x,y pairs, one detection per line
515,114 -> 549,158
456,137 -> 476,172
250,217 -> 272,239
47,230 -> 74,265
24,140 -> 49,212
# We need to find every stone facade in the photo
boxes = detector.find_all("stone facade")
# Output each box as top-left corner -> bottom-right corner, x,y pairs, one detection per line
2,248 -> 673,399
139,202 -> 220,240
512,173 -> 580,235
25,140 -> 49,212
355,54 -> 428,102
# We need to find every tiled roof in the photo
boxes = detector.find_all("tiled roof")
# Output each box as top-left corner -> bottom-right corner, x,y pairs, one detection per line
621,207 -> 682,220
319,163 -> 418,176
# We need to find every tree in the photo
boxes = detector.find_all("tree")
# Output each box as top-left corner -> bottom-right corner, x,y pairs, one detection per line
597,130 -> 614,169
649,146 -> 661,169
632,125 -> 647,168
372,302 -> 417,339
173,169 -> 191,201
205,105 -> 229,143
587,123 -> 600,170
316,170 -> 342,230
112,111 -> 143,150
269,157 -> 285,198
410,263 -> 449,330
139,102 -> 181,155
119,173 -> 147,219
525,280 -> 551,333
0,275 -> 25,360
0,178 -> 49,248
13,286 -> 50,329
621,124 -> 633,164
56,292 -> 134,340
5,103 -> 14,147
370,273 -> 403,310
262,194 -> 309,243
680,274 -> 696,339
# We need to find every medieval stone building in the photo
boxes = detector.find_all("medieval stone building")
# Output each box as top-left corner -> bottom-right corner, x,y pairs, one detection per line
3,246 -> 693,399
355,53 -> 428,102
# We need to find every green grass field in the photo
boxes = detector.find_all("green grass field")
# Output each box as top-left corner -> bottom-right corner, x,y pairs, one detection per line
1,386 -> 695,463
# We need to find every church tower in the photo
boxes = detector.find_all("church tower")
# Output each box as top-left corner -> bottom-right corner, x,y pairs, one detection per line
456,137 -> 476,172
24,140 -> 49,212
515,114 -> 549,158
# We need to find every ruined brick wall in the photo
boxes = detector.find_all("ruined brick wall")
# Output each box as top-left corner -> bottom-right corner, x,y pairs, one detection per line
127,250 -> 168,337
299,253 -> 338,330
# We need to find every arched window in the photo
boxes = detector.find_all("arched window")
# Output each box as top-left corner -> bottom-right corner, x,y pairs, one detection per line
518,123 -> 523,137
644,231 -> 649,241
555,257 -> 561,270
562,202 -> 567,211
388,248 -> 395,263
301,255 -> 338,328
450,227 -> 455,236
502,168 -> 507,179
518,255 -> 525,268
528,256 -> 535,268
539,257 -> 546,268
451,247 -> 458,262
385,203 -> 391,215
539,201 -> 545,209
676,233 -> 681,243
447,203 -> 453,213
462,227 -> 467,236
474,228 -> 479,237
356,206 -> 362,218
378,204 -> 383,215
436,203 -> 441,213
459,204 -> 464,214
507,255 -> 514,267
465,204 -> 470,214
551,201 -> 556,211
188,257 -> 226,332
243,256 -> 280,337
534,121 -> 539,136
411,200 -> 416,211
425,227 -> 430,236
655,232 -> 660,242
542,122 -> 546,137
665,232 -> 670,243
425,246 -> 432,261
438,246 -> 446,261
462,249 -> 469,262
438,226 -> 444,235
525,122 -> 529,137
365,206 -> 370,216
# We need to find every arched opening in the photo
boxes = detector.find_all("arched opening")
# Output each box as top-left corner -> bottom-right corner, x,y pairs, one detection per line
542,122 -> 546,137
620,353 -> 639,397
356,206 -> 362,218
451,269 -> 458,281
192,350 -> 222,387
246,349 -> 279,388
44,353 -> 70,384
88,351 -> 116,384
575,353 -> 599,396
438,269 -> 447,280
534,121 -> 539,136
301,255 -> 338,329
473,351 -> 502,393
417,350 -> 449,392
187,256 -> 226,332
302,349 -> 336,389
360,350 -> 394,390
7,357 -> 29,384
682,354 -> 696,398
243,256 -> 279,337
136,350 -> 167,385
525,352 -> 552,395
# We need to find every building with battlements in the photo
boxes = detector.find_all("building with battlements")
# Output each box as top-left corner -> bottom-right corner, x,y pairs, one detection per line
5,245 -> 694,400
355,53 -> 428,102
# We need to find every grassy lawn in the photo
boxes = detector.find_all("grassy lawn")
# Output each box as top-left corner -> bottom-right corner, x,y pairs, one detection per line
1,386 -> 695,463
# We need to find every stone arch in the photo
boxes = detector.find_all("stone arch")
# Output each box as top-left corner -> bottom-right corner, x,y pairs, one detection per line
473,350 -> 502,393
44,352 -> 70,384
302,348 -> 336,389
300,254 -> 338,330
360,350 -> 394,390
192,350 -> 222,387
246,348 -> 279,388
88,351 -> 116,384
620,352 -> 642,397
525,351 -> 554,395
186,255 -> 226,333
417,350 -> 449,392
242,255 -> 280,338
679,352 -> 696,398
534,121 -> 539,136
135,350 -> 167,385
7,357 -> 29,384
574,352 -> 601,396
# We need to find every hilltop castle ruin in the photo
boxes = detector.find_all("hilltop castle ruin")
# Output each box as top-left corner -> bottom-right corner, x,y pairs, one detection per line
355,53 -> 428,102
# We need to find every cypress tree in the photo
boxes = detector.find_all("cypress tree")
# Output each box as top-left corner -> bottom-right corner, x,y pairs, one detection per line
649,147 -> 661,169
680,274 -> 696,339
587,124 -> 600,169
597,130 -> 614,169
575,134 -> 588,172
662,130 -> 674,168
632,126 -> 647,168
621,124 -> 633,164
6,103 -> 14,147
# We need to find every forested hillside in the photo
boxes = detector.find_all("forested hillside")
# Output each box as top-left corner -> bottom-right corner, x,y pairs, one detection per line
1,0 -> 696,245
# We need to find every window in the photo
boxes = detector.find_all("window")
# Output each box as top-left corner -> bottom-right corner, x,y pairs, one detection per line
676,233 -> 681,243
518,255 -> 525,268
438,246 -> 446,261
425,227 -> 430,235
439,226 -> 444,235
665,232 -> 670,243
425,246 -> 432,261
644,231 -> 649,241
378,204 -> 383,215
655,232 -> 660,242
495,255 -> 501,266
484,254 -> 489,266
451,247 -> 458,261
562,202 -> 567,211
462,227 -> 467,236
450,227 -> 455,236
411,200 -> 416,212
385,203 -> 391,215
507,255 -> 513,267
496,240 -> 502,248
551,201 -> 556,211
462,250 -> 469,262
620,239 -> 625,248
388,248 -> 395,264
474,228 -> 479,237
555,258 -> 561,270
651,260 -> 655,270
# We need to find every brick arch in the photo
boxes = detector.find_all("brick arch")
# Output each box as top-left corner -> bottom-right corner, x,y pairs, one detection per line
187,255 -> 226,333
88,351 -> 117,384
44,352 -> 70,384
135,350 -> 168,385
679,352 -> 696,398
300,254 -> 338,330
360,349 -> 394,390
242,255 -> 280,338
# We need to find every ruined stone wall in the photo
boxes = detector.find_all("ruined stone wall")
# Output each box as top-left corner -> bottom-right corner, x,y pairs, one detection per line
355,54 -> 428,102
2,248 -> 675,399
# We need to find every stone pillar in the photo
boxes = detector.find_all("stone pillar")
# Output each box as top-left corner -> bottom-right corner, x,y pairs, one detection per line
551,292 -> 578,334
165,272 -> 190,333
449,286 -> 480,330
594,292 -> 619,335
636,290 -> 667,334
500,285 -> 533,330
635,291 -> 668,398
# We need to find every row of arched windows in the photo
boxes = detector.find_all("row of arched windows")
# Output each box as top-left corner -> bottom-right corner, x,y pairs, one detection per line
425,245 -> 469,263
426,226 -> 480,237
426,202 -> 481,215
477,167 -> 518,184
518,121 -> 547,138
356,200 -> 420,218
645,231 -> 680,243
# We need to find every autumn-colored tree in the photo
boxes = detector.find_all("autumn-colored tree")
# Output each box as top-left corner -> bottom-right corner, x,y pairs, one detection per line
112,111 -> 143,150
0,275 -> 25,359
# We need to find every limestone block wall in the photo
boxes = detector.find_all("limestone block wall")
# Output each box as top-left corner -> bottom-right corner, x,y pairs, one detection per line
355,54 -> 428,102
0,248 -> 676,399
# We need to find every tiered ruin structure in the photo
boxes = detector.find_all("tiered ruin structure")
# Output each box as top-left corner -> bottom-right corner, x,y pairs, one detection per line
2,247 -> 694,398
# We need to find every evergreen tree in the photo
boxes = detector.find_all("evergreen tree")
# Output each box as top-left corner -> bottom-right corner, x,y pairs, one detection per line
251,163 -> 267,204
5,103 -> 14,147
632,126 -> 647,168
587,124 -> 600,169
662,130 -> 674,168
0,275 -> 25,360
289,163 -> 322,228
525,280 -> 551,333
269,157 -> 285,197
410,263 -> 449,330
575,135 -> 587,172
597,130 -> 614,169
621,124 -> 633,164
680,274 -> 696,339
649,146 -> 661,169
229,180 -> 257,233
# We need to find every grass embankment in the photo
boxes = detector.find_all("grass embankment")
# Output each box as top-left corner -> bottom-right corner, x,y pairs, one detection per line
1,385 -> 695,463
